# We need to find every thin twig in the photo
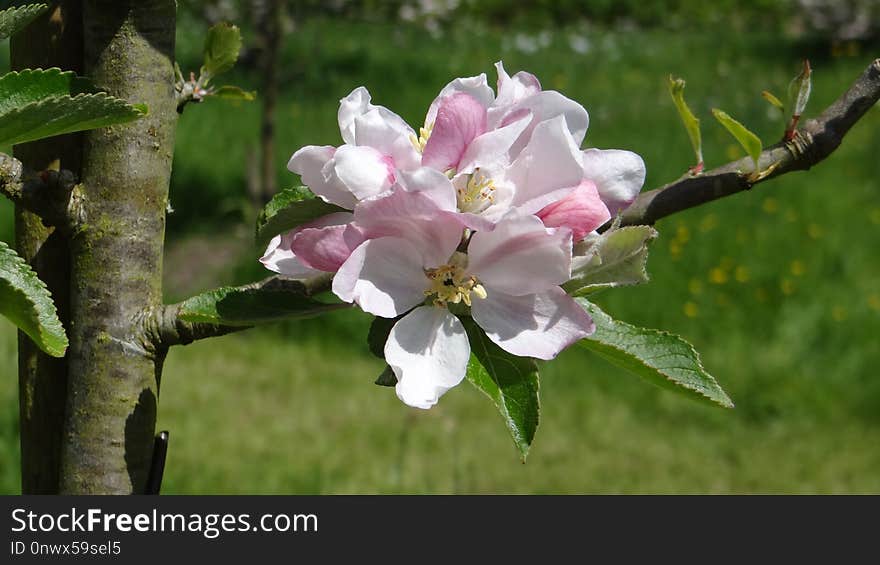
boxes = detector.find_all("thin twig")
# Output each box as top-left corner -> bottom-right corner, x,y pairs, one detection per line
152,273 -> 336,347
618,58 -> 880,227
0,152 -> 78,228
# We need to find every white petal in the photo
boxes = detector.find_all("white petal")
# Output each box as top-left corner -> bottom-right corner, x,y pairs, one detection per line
338,87 -> 372,145
354,109 -> 421,170
332,237 -> 428,318
288,145 -> 358,209
468,214 -> 572,296
471,287 -> 594,360
331,144 -> 395,201
386,307 -> 470,409
506,116 -> 584,215
338,87 -> 414,149
260,233 -> 321,278
397,167 -> 457,211
457,111 -> 531,175
494,61 -> 542,107
581,148 -> 646,216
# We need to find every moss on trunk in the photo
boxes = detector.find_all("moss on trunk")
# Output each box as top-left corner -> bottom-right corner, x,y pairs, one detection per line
59,0 -> 177,494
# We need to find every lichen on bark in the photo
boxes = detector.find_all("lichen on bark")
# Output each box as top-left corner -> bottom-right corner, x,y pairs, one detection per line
59,0 -> 178,494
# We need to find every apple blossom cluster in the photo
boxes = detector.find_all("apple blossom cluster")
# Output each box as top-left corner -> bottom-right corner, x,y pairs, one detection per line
261,62 -> 646,409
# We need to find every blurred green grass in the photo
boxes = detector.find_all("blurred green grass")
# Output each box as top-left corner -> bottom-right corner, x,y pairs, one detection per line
1,19 -> 879,492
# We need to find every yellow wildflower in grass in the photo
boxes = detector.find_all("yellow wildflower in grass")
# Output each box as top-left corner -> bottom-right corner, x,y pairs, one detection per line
807,223 -> 824,239
683,301 -> 699,318
735,265 -> 750,283
780,278 -> 795,295
669,240 -> 683,260
790,260 -> 806,277
709,267 -> 728,284
868,294 -> 880,312
831,306 -> 848,322
762,197 -> 779,214
676,223 -> 691,242
698,214 -> 717,233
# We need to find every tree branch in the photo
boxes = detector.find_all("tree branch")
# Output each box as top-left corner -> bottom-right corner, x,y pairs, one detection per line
149,273 -> 337,347
618,58 -> 880,227
0,152 -> 78,228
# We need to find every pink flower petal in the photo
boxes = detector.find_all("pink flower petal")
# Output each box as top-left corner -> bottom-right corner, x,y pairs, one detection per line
506,116 -> 584,214
422,92 -> 488,173
352,189 -> 465,268
468,214 -> 572,296
260,233 -> 321,278
260,212 -> 353,276
292,223 -> 365,273
386,306 -> 470,409
471,287 -> 595,360
332,237 -> 428,318
456,111 -> 531,175
581,148 -> 646,216
537,180 -> 611,241
425,73 -> 494,127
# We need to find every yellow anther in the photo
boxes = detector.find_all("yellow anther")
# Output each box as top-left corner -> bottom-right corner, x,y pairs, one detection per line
456,168 -> 497,214
424,253 -> 487,308
410,121 -> 434,153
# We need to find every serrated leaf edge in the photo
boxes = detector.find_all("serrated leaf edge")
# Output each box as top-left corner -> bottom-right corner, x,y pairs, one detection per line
581,301 -> 733,408
0,241 -> 67,357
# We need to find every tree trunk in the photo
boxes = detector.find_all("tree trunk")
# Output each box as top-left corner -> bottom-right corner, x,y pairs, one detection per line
10,0 -> 184,496
12,0 -> 83,495
50,0 -> 177,494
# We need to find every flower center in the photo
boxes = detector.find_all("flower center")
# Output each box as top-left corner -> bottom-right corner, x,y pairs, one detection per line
410,121 -> 434,153
456,168 -> 497,214
424,252 -> 487,308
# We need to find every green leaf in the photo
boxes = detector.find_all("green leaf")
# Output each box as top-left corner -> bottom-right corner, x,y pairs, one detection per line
0,3 -> 47,40
461,317 -> 540,461
0,69 -> 147,146
367,315 -> 398,359
202,23 -> 242,79
563,225 -> 658,296
787,59 -> 812,117
761,90 -> 785,114
256,186 -> 347,246
375,365 -> 397,387
211,85 -> 256,102
0,241 -> 67,357
178,276 -> 347,327
576,299 -> 733,408
712,108 -> 763,168
667,75 -> 703,166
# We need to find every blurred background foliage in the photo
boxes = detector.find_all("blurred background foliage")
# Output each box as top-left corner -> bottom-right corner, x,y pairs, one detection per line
1,0 -> 878,492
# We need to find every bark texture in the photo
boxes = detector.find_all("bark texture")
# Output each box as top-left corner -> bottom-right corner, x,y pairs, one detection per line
59,0 -> 177,494
11,0 -> 83,495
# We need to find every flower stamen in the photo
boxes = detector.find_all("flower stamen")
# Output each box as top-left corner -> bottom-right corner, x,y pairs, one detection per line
456,168 -> 496,214
410,121 -> 434,153
424,252 -> 487,308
